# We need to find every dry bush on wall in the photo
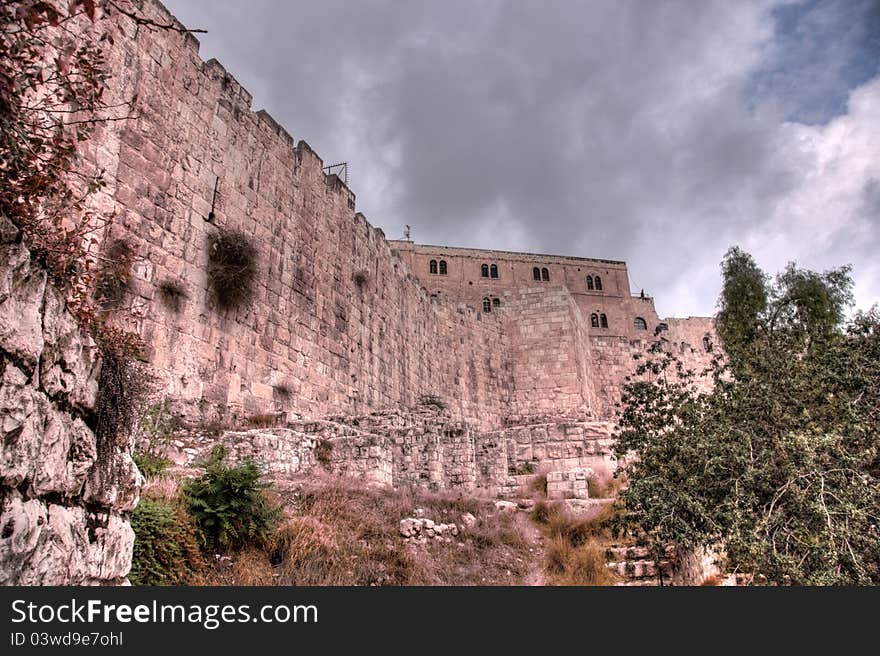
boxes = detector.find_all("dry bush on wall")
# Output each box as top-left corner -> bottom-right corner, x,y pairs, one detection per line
93,349 -> 155,446
206,228 -> 258,310
352,269 -> 370,288
94,239 -> 135,309
157,279 -> 187,313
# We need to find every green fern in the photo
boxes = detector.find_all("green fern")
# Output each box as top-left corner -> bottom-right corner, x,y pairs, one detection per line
183,445 -> 281,551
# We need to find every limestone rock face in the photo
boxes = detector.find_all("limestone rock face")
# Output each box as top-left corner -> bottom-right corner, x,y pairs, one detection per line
0,225 -> 139,585
0,492 -> 135,586
0,242 -> 47,369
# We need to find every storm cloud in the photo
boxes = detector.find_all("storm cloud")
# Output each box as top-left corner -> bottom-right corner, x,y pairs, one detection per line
162,0 -> 880,316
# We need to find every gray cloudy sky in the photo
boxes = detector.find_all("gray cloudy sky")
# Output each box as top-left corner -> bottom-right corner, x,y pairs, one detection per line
162,0 -> 880,317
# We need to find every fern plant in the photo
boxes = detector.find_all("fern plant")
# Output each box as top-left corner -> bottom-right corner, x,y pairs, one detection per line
183,445 -> 281,551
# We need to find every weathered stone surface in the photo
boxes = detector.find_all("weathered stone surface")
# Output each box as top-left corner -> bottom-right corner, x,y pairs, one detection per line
40,287 -> 100,411
0,364 -> 97,497
399,516 -> 459,541
84,447 -> 142,513
547,467 -> 594,500
0,492 -> 134,585
0,238 -> 137,585
0,242 -> 46,369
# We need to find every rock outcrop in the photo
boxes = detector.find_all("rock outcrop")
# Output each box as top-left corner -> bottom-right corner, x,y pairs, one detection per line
0,216 -> 140,585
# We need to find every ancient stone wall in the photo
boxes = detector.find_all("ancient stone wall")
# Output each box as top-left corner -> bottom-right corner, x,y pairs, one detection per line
0,218 -> 140,585
73,0 -> 716,436
502,288 -> 598,421
86,0 -> 512,430
158,409 -> 618,499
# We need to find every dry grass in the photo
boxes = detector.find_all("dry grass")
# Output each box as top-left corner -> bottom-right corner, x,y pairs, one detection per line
587,473 -> 624,499
141,475 -> 180,500
531,500 -> 620,586
700,574 -> 725,586
545,537 -> 618,586
530,473 -> 548,496
190,480 -> 534,586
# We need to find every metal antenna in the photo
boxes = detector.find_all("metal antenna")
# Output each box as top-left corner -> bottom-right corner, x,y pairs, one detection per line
322,162 -> 348,186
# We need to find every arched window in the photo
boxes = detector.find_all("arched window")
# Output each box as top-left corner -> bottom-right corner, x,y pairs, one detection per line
492,297 -> 500,307
429,260 -> 438,274
634,317 -> 648,330
533,267 -> 541,281
591,313 -> 599,328
595,275 -> 602,291
481,263 -> 489,277
541,268 -> 549,281
482,297 -> 492,313
586,276 -> 594,290
490,264 -> 498,279
439,260 -> 447,275
703,335 -> 712,352
600,314 -> 608,328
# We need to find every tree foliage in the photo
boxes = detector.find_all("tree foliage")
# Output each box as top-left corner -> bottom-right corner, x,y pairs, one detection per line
614,247 -> 879,585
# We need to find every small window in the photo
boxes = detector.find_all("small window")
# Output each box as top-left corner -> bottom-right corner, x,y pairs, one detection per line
595,275 -> 603,291
590,313 -> 599,328
429,260 -> 438,274
492,297 -> 500,307
586,276 -> 594,290
439,260 -> 447,275
533,267 -> 541,281
634,317 -> 648,330
490,264 -> 498,279
600,314 -> 608,328
482,297 -> 492,313
541,267 -> 549,281
481,263 -> 489,278
703,335 -> 712,352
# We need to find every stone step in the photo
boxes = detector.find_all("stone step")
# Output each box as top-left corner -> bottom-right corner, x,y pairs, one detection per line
606,544 -> 675,561
606,559 -> 674,579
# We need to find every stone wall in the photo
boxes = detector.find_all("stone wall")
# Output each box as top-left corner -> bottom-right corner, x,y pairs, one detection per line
158,408 -> 617,498
0,218 -> 139,585
74,0 -> 716,434
546,468 -> 593,500
82,1 -> 511,431
502,288 -> 598,421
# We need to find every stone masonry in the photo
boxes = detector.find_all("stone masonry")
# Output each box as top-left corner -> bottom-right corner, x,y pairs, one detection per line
80,0 -> 715,435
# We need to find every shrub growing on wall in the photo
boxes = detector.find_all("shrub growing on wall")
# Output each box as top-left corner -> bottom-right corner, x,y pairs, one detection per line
157,279 -> 187,313
206,229 -> 258,310
93,346 -> 153,445
94,239 -> 135,309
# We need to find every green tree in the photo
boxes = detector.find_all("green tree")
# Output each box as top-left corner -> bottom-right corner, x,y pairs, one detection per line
614,247 -> 879,585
